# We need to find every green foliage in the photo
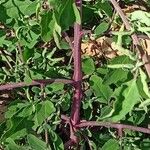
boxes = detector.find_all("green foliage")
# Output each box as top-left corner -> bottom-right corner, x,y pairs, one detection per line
27,134 -> 47,150
94,21 -> 109,36
33,100 -> 56,126
109,79 -> 140,122
40,11 -> 54,42
0,0 -> 150,149
59,0 -> 79,30
82,57 -> 95,75
49,128 -> 64,150
90,75 -> 113,102
101,139 -> 119,150
129,10 -> 150,37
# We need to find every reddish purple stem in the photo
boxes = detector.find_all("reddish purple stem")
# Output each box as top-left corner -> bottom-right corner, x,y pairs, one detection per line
70,23 -> 82,125
0,78 -> 74,91
70,0 -> 82,143
76,121 -> 150,134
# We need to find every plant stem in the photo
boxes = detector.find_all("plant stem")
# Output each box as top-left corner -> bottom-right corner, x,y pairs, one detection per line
64,140 -> 75,149
0,78 -> 75,91
118,128 -> 123,138
70,0 -> 82,143
61,114 -> 70,123
71,24 -> 82,125
76,121 -> 150,134
61,116 -> 150,135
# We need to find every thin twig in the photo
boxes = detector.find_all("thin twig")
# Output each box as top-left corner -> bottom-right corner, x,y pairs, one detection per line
0,78 -> 75,91
62,32 -> 74,66
108,31 -> 150,40
45,129 -> 49,145
110,0 -> 150,78
118,128 -> 123,138
76,121 -> 150,134
0,50 -> 13,69
17,43 -> 25,64
40,84 -> 49,145
63,32 -> 74,50
61,114 -> 70,122
64,140 -> 75,150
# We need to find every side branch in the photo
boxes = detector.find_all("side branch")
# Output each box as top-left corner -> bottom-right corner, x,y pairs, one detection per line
76,121 -> 150,134
0,79 -> 75,91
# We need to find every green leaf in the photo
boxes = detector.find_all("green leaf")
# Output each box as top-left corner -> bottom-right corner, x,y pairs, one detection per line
2,117 -> 33,141
103,69 -> 129,85
90,75 -> 112,102
59,40 -> 70,49
40,11 -> 55,42
100,106 -> 112,119
30,69 -> 44,80
139,99 -> 150,108
109,55 -> 133,64
24,73 -> 32,84
0,5 -> 7,22
94,22 -> 109,36
23,1 -> 39,16
140,139 -> 150,149
53,14 -> 62,36
0,36 -> 7,47
96,67 -> 108,75
46,83 -> 64,93
5,105 -> 18,119
28,26 -> 40,47
131,111 -> 146,125
5,138 -> 20,150
17,105 -> 33,118
130,10 -> 150,26
23,47 -> 34,62
82,57 -> 95,75
34,100 -> 56,126
82,6 -> 95,23
48,0 -> 61,8
110,79 -> 140,122
5,101 -> 31,119
61,93 -> 71,111
17,25 -> 40,48
72,2 -> 81,24
59,0 -> 75,30
97,1 -> 113,17
3,0 -> 32,19
27,134 -> 47,150
101,139 -> 119,150
49,129 -> 64,150
139,68 -> 150,98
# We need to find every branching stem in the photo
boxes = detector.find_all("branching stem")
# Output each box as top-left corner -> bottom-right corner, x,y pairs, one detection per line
0,78 -> 74,91
70,0 -> 82,143
76,121 -> 150,134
